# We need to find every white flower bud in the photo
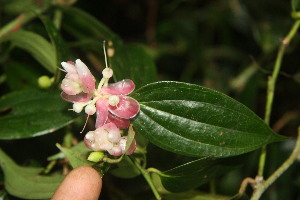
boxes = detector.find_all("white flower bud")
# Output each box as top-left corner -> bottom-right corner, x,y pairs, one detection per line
108,95 -> 119,106
85,104 -> 96,115
73,102 -> 86,113
107,130 -> 121,143
108,146 -> 123,156
102,68 -> 113,79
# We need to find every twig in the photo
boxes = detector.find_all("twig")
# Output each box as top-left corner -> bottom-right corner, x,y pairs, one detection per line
257,19 -> 300,177
251,127 -> 300,200
132,158 -> 162,200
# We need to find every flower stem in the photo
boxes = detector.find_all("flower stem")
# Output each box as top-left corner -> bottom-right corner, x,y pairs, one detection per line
257,19 -> 300,177
133,158 -> 162,200
251,127 -> 300,200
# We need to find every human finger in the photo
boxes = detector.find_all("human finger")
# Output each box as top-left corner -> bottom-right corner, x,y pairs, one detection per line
52,166 -> 102,200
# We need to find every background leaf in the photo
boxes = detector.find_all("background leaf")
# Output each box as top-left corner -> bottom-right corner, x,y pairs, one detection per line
0,89 -> 75,139
0,149 -> 64,199
56,143 -> 93,168
3,61 -> 40,90
110,44 -> 157,88
61,6 -> 121,44
0,30 -> 57,73
158,156 -> 240,192
164,190 -> 232,200
292,0 -> 300,11
131,81 -> 285,157
40,15 -> 70,65
109,156 -> 141,178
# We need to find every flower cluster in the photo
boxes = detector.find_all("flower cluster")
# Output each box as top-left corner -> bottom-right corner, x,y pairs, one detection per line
60,59 -> 139,156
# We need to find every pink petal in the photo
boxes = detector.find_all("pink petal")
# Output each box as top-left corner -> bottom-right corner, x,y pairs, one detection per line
75,59 -> 96,93
61,61 -> 76,74
95,99 -> 109,128
101,122 -> 119,133
61,78 -> 81,95
101,79 -> 135,95
107,113 -> 130,129
61,92 -> 91,103
119,137 -> 137,155
126,139 -> 137,155
108,96 -> 140,119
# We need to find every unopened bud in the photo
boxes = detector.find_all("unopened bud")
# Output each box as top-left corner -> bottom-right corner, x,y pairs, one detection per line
73,102 -> 86,113
102,68 -> 113,79
38,75 -> 53,89
87,151 -> 105,162
108,95 -> 119,106
85,104 -> 96,115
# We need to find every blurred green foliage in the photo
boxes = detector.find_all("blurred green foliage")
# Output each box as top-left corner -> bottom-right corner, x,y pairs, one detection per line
0,0 -> 299,199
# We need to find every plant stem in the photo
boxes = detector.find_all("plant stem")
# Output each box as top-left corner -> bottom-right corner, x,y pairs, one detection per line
133,158 -> 162,200
53,9 -> 63,30
251,127 -> 300,200
257,19 -> 300,177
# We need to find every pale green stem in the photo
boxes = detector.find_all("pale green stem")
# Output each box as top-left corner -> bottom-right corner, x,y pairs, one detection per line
133,158 -> 162,200
251,127 -> 300,200
53,9 -> 63,30
257,19 -> 300,177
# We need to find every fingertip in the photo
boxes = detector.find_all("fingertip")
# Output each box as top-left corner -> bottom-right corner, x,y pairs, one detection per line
52,166 -> 102,200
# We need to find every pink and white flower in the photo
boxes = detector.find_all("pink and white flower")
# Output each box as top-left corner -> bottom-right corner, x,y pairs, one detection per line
60,60 -> 140,129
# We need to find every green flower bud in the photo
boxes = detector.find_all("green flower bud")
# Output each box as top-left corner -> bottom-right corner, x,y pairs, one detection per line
87,151 -> 105,162
38,75 -> 53,89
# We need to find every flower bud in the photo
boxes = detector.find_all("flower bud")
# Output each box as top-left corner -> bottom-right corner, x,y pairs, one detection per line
102,68 -> 113,79
85,104 -> 96,115
108,95 -> 120,106
38,75 -> 53,89
87,151 -> 105,162
108,146 -> 122,156
107,130 -> 121,143
73,102 -> 86,113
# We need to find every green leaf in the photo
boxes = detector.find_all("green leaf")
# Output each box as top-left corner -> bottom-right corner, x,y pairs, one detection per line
164,190 -> 232,200
131,81 -> 285,157
56,143 -> 93,168
61,6 -> 121,44
0,148 -> 64,199
110,44 -> 157,88
158,156 -> 239,192
292,0 -> 300,11
40,15 -> 70,65
0,89 -> 75,139
110,156 -> 141,178
0,30 -> 57,73
3,61 -> 40,90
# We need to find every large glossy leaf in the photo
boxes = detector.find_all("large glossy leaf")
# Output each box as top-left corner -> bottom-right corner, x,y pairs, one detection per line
131,81 -> 285,158
110,44 -> 157,88
0,30 -> 56,73
0,89 -> 75,139
158,156 -> 239,192
0,149 -> 64,199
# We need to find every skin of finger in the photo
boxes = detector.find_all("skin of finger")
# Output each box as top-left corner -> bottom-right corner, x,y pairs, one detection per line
51,166 -> 102,200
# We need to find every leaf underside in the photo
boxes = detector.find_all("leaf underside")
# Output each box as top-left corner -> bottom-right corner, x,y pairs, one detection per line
0,149 -> 64,199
